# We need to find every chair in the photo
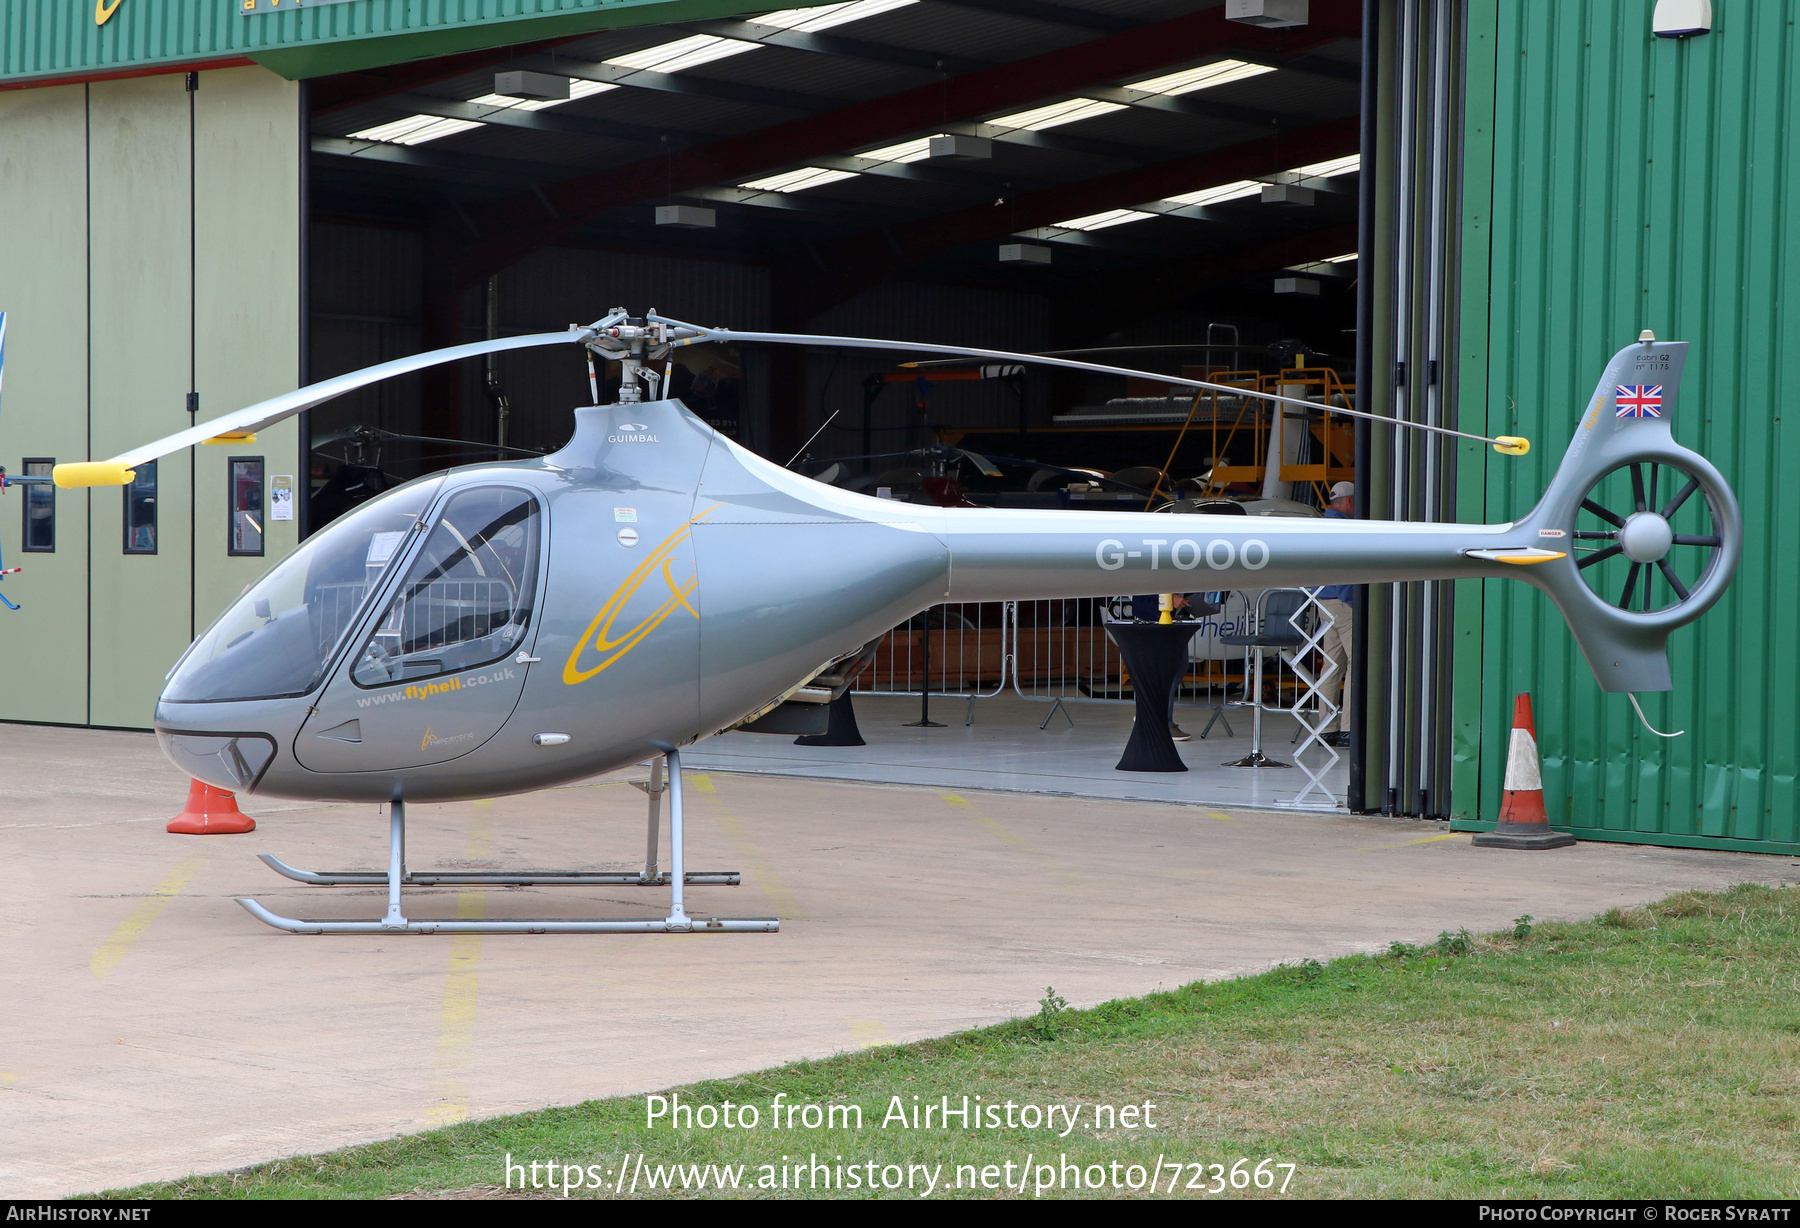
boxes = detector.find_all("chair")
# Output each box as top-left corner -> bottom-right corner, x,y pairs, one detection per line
1215,589 -> 1310,768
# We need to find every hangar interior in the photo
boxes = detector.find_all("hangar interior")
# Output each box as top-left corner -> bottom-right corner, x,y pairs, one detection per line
301,0 -> 1366,498
0,0 -> 1488,825
296,0 -> 1401,809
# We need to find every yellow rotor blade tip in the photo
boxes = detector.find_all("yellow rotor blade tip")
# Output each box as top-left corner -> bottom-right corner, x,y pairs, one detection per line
1492,436 -> 1530,456
52,461 -> 136,488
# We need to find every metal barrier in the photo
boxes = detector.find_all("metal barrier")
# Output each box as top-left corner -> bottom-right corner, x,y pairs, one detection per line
850,601 -> 1012,724
849,591 -> 1345,806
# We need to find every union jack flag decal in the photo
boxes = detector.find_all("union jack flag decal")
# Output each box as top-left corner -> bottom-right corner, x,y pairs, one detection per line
1615,384 -> 1663,418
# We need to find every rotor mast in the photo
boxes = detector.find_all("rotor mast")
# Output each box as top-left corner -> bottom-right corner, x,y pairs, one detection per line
585,309 -> 705,404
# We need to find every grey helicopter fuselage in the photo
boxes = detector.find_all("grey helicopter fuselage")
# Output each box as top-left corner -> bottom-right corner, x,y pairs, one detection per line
152,337 -> 1738,804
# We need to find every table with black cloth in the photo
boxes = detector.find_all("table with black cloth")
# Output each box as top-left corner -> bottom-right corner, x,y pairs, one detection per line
1103,620 -> 1198,773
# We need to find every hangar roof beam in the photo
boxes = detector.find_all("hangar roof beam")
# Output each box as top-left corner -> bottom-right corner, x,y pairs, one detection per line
769,115 -> 1361,324
345,93 -> 1061,194
681,18 -> 990,75
1085,220 -> 1362,327
427,0 -> 1360,295
926,0 -> 1138,34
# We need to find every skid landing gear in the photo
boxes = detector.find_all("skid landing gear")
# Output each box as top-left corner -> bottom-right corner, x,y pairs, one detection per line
235,748 -> 778,935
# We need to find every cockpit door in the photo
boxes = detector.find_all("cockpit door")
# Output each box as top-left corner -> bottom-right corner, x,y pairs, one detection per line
295,484 -> 545,773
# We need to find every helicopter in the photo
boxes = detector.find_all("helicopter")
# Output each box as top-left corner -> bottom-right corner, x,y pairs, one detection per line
41,311 -> 1740,936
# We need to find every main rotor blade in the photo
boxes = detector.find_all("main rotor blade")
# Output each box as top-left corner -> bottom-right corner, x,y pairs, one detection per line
664,321 -> 1521,452
956,448 -> 1003,478
62,329 -> 587,483
901,342 -> 1262,370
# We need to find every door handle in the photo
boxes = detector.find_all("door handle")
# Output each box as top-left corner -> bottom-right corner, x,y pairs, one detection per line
515,651 -> 542,664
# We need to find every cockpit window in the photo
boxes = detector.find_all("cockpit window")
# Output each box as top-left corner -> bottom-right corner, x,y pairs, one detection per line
351,486 -> 540,688
161,476 -> 444,703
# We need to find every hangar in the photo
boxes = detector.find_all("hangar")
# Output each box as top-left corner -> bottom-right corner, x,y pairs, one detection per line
0,0 -> 1791,853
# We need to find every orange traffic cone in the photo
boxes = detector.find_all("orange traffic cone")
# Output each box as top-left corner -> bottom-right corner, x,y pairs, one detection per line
167,779 -> 256,835
1473,693 -> 1574,850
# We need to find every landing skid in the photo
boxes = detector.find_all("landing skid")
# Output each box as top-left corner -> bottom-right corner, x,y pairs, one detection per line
235,748 -> 777,936
234,898 -> 775,935
255,855 -> 740,888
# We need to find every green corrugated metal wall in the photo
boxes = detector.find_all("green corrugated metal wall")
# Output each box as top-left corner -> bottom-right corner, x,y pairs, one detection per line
0,0 -> 756,85
1453,0 -> 1800,854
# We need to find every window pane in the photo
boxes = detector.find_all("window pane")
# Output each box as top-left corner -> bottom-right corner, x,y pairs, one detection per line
352,486 -> 539,688
124,459 -> 157,554
22,459 -> 54,552
230,458 -> 263,556
162,476 -> 444,703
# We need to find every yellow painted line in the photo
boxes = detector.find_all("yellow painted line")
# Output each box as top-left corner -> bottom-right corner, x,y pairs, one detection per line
426,817 -> 490,1126
89,857 -> 205,981
706,805 -> 802,918
1205,811 -> 1239,823
940,793 -> 1078,885
689,774 -> 717,794
845,1017 -> 892,1050
940,792 -> 1036,852
1356,832 -> 1466,852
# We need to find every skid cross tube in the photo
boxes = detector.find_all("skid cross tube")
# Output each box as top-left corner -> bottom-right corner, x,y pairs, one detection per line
235,751 -> 776,935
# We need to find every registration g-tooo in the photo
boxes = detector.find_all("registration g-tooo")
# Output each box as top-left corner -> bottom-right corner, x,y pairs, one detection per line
1094,537 -> 1272,572
39,313 -> 1740,936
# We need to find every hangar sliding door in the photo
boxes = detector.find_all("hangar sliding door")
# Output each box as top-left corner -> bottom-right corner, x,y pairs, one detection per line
1450,1 -> 1800,854
1353,0 -> 1467,818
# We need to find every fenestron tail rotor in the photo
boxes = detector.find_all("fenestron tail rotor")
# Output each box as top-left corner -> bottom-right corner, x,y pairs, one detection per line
1574,460 -> 1726,615
1513,336 -> 1742,695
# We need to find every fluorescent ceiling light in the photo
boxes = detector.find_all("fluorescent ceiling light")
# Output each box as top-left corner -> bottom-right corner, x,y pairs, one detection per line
468,79 -> 618,112
1291,153 -> 1361,178
1286,254 -> 1356,275
347,115 -> 483,145
347,79 -> 621,146
988,98 -> 1126,131
599,4 -> 916,84
755,0 -> 917,32
605,34 -> 759,73
468,93 -> 562,112
858,137 -> 935,163
740,166 -> 859,192
1053,208 -> 1155,231
1126,59 -> 1276,96
1163,180 -> 1263,208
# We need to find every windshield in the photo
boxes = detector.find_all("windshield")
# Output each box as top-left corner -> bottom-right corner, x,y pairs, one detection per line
162,477 -> 445,703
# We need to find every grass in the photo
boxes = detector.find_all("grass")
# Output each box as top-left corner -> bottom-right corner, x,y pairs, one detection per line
106,884 -> 1800,1199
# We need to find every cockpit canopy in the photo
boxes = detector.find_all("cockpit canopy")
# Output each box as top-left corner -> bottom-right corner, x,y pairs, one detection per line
162,477 -> 444,703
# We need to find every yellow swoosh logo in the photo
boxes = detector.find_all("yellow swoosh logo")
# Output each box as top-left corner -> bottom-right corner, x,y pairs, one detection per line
562,506 -> 719,685
95,0 -> 123,25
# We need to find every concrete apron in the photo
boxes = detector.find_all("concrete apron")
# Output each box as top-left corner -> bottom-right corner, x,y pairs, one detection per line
3,724 -> 1796,1197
